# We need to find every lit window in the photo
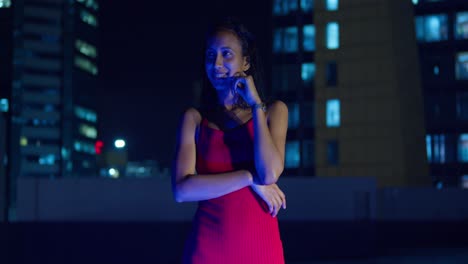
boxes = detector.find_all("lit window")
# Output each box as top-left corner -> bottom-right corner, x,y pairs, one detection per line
426,135 -> 432,163
433,64 -> 440,76
458,134 -> 468,162
303,24 -> 315,51
285,141 -> 300,168
0,98 -> 8,112
39,154 -> 56,165
326,0 -> 338,11
462,175 -> 468,189
455,12 -> 468,40
301,0 -> 313,12
414,14 -> 448,42
284,0 -> 298,14
80,9 -> 98,27
327,140 -> 338,165
433,134 -> 446,164
288,103 -> 300,129
74,106 -> 97,123
76,0 -> 99,11
79,124 -> 97,139
326,22 -> 339,49
74,140 -> 96,154
74,55 -> 98,75
75,39 -> 97,58
0,0 -> 11,8
20,136 -> 28,146
273,0 -> 283,15
301,63 -> 316,84
455,52 -> 468,80
326,99 -> 340,127
284,27 -> 298,53
272,0 -> 298,16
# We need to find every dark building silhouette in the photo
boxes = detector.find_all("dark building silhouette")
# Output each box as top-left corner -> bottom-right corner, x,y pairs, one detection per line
0,0 -> 100,220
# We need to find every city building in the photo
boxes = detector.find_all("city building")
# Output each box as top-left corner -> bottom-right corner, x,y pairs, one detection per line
271,0 -> 430,187
412,0 -> 468,187
0,0 -> 100,219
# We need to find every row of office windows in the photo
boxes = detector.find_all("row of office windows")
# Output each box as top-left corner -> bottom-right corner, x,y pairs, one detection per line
74,106 -> 97,123
426,133 -> 468,164
273,0 -> 314,15
74,39 -> 98,75
273,22 -> 339,53
415,12 -> 468,42
284,132 -> 468,170
287,99 -> 340,129
272,61 -> 337,92
273,0 -> 339,16
426,91 -> 468,121
285,139 -> 338,168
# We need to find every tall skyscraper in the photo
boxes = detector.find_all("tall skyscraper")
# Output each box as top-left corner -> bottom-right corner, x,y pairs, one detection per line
271,0 -> 430,187
413,0 -> 468,187
0,0 -> 100,219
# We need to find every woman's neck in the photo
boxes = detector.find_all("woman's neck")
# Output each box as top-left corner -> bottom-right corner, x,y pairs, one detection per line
215,89 -> 237,110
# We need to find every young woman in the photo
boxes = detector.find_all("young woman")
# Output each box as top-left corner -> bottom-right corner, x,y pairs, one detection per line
172,17 -> 288,264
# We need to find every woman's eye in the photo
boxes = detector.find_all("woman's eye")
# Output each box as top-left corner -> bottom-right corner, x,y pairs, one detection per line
223,51 -> 233,57
206,52 -> 215,60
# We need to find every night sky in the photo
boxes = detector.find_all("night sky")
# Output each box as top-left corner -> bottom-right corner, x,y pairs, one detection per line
97,1 -> 270,167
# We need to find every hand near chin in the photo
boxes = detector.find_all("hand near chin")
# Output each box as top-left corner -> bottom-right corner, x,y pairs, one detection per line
251,183 -> 286,217
232,72 -> 261,105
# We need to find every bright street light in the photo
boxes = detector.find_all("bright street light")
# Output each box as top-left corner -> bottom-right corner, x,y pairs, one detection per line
114,139 -> 126,148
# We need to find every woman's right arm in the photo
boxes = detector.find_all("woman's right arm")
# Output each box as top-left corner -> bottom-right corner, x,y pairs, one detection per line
171,108 -> 254,202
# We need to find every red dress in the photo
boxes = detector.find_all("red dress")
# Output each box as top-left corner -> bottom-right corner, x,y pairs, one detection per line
182,117 -> 285,264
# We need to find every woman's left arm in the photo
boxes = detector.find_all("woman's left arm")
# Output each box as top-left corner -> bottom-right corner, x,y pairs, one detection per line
252,100 -> 288,185
234,74 -> 289,185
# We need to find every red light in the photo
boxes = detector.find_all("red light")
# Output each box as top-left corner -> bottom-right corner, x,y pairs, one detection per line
95,140 -> 104,154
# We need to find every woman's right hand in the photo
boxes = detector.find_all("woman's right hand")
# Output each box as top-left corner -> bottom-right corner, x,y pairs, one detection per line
251,184 -> 286,217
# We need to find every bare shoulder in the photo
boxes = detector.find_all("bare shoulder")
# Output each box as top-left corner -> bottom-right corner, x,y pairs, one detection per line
267,100 -> 288,119
180,107 -> 202,127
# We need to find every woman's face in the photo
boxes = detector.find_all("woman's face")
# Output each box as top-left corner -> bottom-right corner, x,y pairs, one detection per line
205,30 -> 249,90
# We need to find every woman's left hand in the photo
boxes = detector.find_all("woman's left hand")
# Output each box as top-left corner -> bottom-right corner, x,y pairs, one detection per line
232,72 -> 261,106
251,183 -> 286,217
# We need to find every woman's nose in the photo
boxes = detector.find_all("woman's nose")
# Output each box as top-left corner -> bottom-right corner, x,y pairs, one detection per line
215,54 -> 223,68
